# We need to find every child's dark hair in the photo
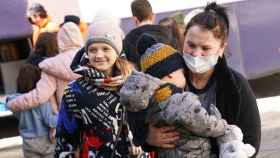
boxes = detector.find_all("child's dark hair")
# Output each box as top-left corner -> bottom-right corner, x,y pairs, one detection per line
159,17 -> 184,51
17,64 -> 41,93
34,32 -> 59,57
185,2 -> 229,45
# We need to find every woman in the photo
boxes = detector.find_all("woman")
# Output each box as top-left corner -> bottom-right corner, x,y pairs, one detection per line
55,14 -> 140,158
146,2 -> 261,157
28,3 -> 59,45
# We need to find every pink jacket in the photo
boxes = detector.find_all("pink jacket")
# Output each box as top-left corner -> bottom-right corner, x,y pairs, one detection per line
8,22 -> 83,113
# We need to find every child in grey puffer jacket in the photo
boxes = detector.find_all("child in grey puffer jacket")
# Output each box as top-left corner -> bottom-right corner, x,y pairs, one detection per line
121,71 -> 225,158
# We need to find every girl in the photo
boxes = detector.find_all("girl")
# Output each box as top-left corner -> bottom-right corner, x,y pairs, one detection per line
55,14 -> 140,158
6,64 -> 57,158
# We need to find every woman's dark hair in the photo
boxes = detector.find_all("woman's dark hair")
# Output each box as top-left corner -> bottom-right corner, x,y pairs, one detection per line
33,32 -> 59,57
60,15 -> 81,27
159,17 -> 184,51
29,3 -> 48,18
37,9 -> 48,19
17,64 -> 41,93
185,2 -> 229,45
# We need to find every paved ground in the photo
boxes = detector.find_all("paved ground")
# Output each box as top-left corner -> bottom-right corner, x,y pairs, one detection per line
258,112 -> 280,158
257,96 -> 280,158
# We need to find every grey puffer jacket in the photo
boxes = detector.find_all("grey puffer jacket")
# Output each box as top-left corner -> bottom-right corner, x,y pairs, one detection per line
120,71 -> 227,158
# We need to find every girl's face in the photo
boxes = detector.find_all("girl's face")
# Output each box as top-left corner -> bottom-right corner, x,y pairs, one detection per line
183,25 -> 226,57
87,43 -> 118,75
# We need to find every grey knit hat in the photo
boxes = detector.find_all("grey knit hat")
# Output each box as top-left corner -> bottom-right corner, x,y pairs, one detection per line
85,11 -> 124,55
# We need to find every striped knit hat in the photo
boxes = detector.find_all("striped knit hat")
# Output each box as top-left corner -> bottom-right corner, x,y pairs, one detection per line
137,33 -> 186,79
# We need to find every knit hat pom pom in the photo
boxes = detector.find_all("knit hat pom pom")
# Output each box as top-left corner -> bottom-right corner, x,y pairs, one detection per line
137,33 -> 158,56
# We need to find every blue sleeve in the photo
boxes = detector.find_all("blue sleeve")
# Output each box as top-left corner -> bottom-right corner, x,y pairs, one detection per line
40,102 -> 58,128
55,95 -> 80,158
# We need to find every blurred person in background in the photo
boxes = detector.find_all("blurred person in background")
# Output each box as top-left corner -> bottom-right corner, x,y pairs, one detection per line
123,0 -> 176,69
26,32 -> 59,66
7,22 -> 83,114
28,3 -> 59,45
61,15 -> 88,39
159,17 -> 185,51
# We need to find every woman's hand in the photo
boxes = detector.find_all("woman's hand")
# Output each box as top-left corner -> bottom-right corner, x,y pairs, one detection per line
146,123 -> 180,148
129,145 -> 143,157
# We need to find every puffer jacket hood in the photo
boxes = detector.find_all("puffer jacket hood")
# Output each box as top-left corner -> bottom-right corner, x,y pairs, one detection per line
58,22 -> 84,52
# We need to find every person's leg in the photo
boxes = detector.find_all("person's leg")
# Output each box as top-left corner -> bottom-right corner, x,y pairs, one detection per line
23,150 -> 41,158
23,136 -> 55,158
22,138 -> 41,158
38,136 -> 55,158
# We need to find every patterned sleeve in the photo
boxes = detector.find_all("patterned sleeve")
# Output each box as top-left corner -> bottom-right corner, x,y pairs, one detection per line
55,86 -> 81,158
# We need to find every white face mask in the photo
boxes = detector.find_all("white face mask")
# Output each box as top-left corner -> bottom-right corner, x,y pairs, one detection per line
182,53 -> 219,74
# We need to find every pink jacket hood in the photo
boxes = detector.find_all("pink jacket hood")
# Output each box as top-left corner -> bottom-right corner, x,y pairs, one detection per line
58,22 -> 84,53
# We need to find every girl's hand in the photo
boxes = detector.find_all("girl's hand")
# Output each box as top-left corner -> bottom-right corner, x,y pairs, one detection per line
74,148 -> 80,158
103,75 -> 124,87
7,102 -> 20,112
146,123 -> 180,148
